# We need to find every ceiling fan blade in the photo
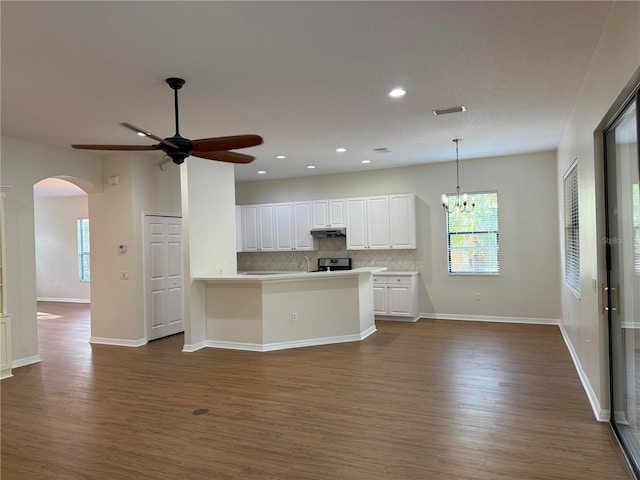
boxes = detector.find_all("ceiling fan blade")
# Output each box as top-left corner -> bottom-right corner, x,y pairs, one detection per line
192,151 -> 255,164
121,122 -> 179,150
72,144 -> 159,151
192,135 -> 263,152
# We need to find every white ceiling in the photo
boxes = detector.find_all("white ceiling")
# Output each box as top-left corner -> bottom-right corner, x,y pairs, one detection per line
1,1 -> 611,183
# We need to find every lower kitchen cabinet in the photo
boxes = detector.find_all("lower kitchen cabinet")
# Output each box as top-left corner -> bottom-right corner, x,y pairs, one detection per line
373,272 -> 419,322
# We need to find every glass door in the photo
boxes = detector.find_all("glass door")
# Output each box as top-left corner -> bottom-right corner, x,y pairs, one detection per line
604,90 -> 640,476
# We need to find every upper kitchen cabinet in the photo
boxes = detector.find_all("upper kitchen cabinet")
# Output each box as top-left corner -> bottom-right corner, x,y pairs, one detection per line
312,199 -> 346,229
367,196 -> 391,249
242,204 -> 276,252
346,194 -> 416,250
346,197 -> 368,249
293,201 -> 317,251
389,194 -> 416,249
274,202 -> 317,251
239,193 -> 415,253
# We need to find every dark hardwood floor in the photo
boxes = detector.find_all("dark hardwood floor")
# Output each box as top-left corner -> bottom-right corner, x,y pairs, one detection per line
1,302 -> 633,479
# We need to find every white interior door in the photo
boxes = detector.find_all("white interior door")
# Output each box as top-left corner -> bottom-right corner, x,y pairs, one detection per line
145,214 -> 183,341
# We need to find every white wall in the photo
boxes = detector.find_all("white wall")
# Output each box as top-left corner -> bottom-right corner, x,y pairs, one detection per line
1,136 -> 102,363
557,1 -> 640,418
1,137 -> 182,363
89,153 -> 181,344
180,157 -> 237,350
236,150 -> 562,322
34,194 -> 90,302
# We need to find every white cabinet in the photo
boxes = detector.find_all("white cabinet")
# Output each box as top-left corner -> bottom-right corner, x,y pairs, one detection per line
373,272 -> 419,321
373,281 -> 388,316
242,204 -> 275,252
367,196 -> 391,249
1,187 -> 11,379
346,197 -> 368,249
273,202 -> 317,251
347,194 -> 416,250
312,199 -> 346,228
389,194 -> 416,249
239,193 -> 415,252
293,202 -> 316,251
275,203 -> 294,250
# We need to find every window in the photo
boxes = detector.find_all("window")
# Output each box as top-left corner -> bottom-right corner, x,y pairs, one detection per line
446,192 -> 499,274
634,183 -> 639,272
564,163 -> 580,294
77,218 -> 90,282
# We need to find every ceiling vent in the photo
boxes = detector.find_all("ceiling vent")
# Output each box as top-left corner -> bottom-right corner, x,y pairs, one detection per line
373,147 -> 391,153
433,105 -> 466,116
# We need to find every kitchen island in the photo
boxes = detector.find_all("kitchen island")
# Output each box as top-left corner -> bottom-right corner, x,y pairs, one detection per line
192,267 -> 385,352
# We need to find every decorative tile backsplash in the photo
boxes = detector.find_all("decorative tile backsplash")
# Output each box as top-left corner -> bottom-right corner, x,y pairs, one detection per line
237,237 -> 421,272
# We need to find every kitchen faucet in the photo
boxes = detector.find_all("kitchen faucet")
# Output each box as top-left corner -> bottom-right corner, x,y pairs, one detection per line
301,256 -> 310,272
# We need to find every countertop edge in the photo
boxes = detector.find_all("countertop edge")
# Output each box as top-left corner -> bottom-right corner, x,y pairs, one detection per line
194,267 -> 387,283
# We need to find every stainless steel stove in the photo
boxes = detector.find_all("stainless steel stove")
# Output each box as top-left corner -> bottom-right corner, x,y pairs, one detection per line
315,257 -> 352,272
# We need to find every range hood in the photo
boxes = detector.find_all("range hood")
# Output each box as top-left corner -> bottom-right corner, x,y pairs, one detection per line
310,227 -> 346,238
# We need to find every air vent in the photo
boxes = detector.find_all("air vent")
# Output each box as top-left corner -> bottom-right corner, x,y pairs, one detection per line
373,147 -> 391,153
433,105 -> 467,116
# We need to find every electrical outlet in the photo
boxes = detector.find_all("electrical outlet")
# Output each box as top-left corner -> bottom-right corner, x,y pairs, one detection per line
474,292 -> 481,301
291,313 -> 298,322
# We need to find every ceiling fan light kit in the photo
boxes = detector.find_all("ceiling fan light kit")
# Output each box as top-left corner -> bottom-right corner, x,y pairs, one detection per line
72,77 -> 263,165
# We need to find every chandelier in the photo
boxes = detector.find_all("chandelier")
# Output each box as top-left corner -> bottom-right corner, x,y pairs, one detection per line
441,138 -> 475,214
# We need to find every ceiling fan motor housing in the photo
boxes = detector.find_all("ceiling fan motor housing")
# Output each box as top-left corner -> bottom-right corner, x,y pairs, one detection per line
162,135 -> 193,164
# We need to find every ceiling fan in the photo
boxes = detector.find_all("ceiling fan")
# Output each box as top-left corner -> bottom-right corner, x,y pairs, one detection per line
72,77 -> 263,165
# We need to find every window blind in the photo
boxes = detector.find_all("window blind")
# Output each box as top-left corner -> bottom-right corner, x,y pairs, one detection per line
564,165 -> 580,293
633,183 -> 640,273
77,218 -> 90,282
446,192 -> 499,274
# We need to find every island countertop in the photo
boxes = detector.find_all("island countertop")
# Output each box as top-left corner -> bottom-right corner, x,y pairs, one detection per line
188,267 -> 384,352
194,267 -> 387,283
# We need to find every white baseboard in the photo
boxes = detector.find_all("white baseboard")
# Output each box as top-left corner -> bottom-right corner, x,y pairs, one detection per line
182,341 -> 207,353
37,297 -> 90,304
202,326 -> 377,353
375,315 -> 420,322
420,312 -> 559,325
90,337 -> 147,347
558,322 -> 609,422
1,372 -> 14,380
12,355 -> 42,369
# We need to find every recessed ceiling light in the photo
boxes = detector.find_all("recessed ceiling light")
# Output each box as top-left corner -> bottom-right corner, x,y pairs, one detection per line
336,148 -> 346,153
433,105 -> 467,116
307,165 -> 316,169
361,160 -> 371,164
275,155 -> 286,159
388,88 -> 406,98
257,170 -> 266,175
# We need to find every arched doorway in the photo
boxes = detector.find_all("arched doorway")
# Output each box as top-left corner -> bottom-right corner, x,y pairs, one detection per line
33,177 -> 91,349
